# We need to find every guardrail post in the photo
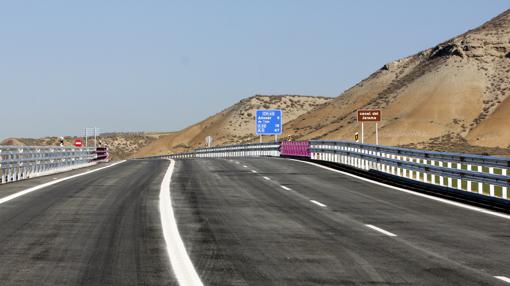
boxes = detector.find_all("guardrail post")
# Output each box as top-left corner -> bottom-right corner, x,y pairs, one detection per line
503,169 -> 508,199
477,165 -> 483,194
489,167 -> 495,196
466,164 -> 472,192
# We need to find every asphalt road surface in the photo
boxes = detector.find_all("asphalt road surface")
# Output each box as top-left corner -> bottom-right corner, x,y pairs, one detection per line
0,157 -> 509,285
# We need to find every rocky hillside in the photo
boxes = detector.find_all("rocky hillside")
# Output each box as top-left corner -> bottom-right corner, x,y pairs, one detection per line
134,95 -> 332,157
281,9 -> 510,154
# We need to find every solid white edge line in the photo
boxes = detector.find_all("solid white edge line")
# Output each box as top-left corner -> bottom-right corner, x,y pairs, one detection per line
281,185 -> 291,191
263,176 -> 271,180
365,224 -> 397,237
289,159 -> 510,220
0,160 -> 126,205
159,159 -> 203,286
495,276 -> 510,283
310,200 -> 326,207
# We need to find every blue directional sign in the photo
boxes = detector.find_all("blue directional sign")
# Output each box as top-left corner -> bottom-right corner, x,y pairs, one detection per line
256,109 -> 282,135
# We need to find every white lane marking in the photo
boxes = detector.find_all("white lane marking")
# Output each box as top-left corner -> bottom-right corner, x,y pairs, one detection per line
0,161 -> 126,205
263,176 -> 271,181
251,170 -> 257,173
365,224 -> 397,237
281,185 -> 291,191
243,165 -> 248,168
310,200 -> 326,207
160,159 -> 203,286
235,161 -> 240,164
290,159 -> 510,220
495,276 -> 510,283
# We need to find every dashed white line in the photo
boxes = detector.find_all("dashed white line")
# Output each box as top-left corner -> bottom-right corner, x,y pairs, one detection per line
310,200 -> 327,207
263,176 -> 271,181
495,276 -> 510,283
365,224 -> 397,237
0,161 -> 126,206
251,170 -> 257,173
290,159 -> 510,220
243,165 -> 248,168
160,159 -> 204,286
281,185 -> 291,191
235,161 -> 240,164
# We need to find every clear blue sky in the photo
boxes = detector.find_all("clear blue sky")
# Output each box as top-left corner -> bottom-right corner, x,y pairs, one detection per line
0,1 -> 508,139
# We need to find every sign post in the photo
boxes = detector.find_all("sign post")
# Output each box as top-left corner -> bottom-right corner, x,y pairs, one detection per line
357,109 -> 381,144
256,110 -> 282,142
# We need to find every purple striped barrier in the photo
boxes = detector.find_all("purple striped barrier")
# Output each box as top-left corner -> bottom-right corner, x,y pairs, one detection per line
280,141 -> 310,157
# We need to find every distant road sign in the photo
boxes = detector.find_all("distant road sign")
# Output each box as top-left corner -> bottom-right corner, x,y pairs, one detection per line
74,139 -> 82,147
357,109 -> 381,122
256,110 -> 282,135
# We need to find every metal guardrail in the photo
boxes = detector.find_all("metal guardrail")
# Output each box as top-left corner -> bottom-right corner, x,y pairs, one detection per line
139,139 -> 509,201
143,142 -> 280,160
310,140 -> 509,200
0,146 -> 97,184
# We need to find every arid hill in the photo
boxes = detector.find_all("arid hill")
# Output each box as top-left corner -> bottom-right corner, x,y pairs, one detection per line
134,95 -> 332,157
283,9 -> 510,154
1,132 -> 173,161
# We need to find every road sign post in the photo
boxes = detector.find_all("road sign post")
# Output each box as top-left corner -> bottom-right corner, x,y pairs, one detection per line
357,109 -> 381,144
256,110 -> 282,142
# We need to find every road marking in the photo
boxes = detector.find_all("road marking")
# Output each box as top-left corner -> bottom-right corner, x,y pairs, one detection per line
160,159 -> 203,286
235,161 -> 240,164
365,224 -> 397,237
291,159 -> 510,220
281,185 -> 291,191
495,276 -> 510,283
263,176 -> 271,180
251,170 -> 257,173
0,161 -> 126,206
310,200 -> 326,207
243,165 -> 248,168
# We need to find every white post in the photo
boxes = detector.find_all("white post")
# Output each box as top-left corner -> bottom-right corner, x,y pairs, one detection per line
375,122 -> 379,145
361,122 -> 364,144
489,167 -> 495,196
503,168 -> 508,199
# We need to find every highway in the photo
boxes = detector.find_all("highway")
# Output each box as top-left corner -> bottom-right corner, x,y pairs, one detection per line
0,158 -> 509,285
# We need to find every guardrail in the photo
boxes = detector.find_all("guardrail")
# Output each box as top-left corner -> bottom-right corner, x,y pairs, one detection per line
310,140 -> 510,200
0,146 -> 97,184
146,142 -> 280,159
139,139 -> 510,202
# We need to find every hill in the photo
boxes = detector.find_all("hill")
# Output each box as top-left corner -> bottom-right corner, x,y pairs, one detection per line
1,132 -> 174,161
281,9 -> 510,155
133,95 -> 332,157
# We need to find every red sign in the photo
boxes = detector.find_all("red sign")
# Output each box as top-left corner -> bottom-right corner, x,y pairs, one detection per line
74,139 -> 83,147
357,109 -> 381,122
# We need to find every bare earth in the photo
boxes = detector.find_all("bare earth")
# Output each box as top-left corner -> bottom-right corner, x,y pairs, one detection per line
282,9 -> 510,154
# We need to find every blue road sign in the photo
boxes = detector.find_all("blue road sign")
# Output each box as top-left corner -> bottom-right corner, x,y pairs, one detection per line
256,110 -> 282,135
